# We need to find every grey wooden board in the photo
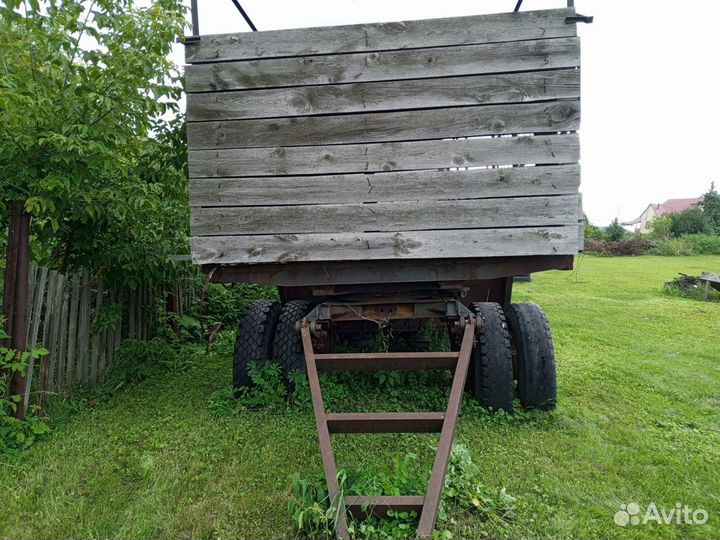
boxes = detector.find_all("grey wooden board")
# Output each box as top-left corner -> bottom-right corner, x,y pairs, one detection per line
187,69 -> 581,122
192,194 -> 579,236
185,37 -> 580,92
56,284 -> 69,391
187,100 -> 580,150
47,273 -> 65,391
700,272 -> 720,283
188,133 -> 579,178
77,272 -> 91,384
90,282 -> 104,385
190,164 -> 580,207
185,8 -> 576,63
66,275 -> 80,386
190,225 -> 580,265
29,266 -> 48,348
25,264 -> 37,344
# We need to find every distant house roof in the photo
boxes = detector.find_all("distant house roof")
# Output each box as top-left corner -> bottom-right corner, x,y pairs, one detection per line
622,197 -> 701,225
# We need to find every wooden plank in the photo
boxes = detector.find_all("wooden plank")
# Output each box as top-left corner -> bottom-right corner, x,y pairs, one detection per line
189,133 -> 578,178
25,264 -> 36,345
90,281 -> 104,385
135,286 -> 142,340
23,267 -> 49,410
186,69 -> 581,121
191,164 -> 580,207
128,289 -> 136,340
65,275 -> 80,388
114,288 -> 122,361
47,274 -> 65,391
28,266 -> 48,348
32,271 -> 58,408
77,271 -> 91,384
56,282 -> 69,391
187,100 -> 580,150
192,195 -> 580,236
184,8 -> 576,63
185,37 -> 580,92
190,225 -> 579,265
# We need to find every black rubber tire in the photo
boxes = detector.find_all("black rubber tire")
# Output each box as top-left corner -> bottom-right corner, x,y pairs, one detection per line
233,300 -> 282,390
505,302 -> 557,411
273,300 -> 313,384
468,302 -> 514,412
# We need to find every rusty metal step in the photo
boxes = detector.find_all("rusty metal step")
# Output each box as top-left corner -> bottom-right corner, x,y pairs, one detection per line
326,412 -> 444,434
345,495 -> 425,517
315,351 -> 458,372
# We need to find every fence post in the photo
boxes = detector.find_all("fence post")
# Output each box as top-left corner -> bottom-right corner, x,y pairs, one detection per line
3,203 -> 31,419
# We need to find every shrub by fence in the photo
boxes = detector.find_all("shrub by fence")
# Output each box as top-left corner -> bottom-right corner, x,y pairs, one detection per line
585,233 -> 720,256
15,263 -> 196,411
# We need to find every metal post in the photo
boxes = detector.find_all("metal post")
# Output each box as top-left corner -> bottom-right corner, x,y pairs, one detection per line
190,0 -> 199,36
230,0 -> 258,31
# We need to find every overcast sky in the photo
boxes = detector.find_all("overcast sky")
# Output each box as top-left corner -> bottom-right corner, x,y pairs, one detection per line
174,0 -> 720,226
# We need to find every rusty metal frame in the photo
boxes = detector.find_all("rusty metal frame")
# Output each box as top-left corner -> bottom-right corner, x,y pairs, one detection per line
300,304 -> 477,539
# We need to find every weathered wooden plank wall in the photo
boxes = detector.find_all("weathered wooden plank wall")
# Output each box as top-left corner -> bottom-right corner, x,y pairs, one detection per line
185,8 -> 584,266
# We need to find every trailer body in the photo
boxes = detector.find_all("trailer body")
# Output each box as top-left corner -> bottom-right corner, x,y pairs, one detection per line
185,7 -> 583,304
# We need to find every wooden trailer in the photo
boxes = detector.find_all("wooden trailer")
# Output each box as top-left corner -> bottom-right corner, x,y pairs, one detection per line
184,5 -> 587,538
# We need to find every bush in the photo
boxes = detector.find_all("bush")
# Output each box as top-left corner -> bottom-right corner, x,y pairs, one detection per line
584,235 -> 651,256
1,324 -> 51,457
701,182 -> 720,233
582,214 -> 606,241
605,218 -> 627,242
287,444 -> 516,540
649,215 -> 673,241
91,338 -> 199,399
586,233 -> 720,256
670,208 -> 712,236
650,234 -> 720,256
202,283 -> 279,330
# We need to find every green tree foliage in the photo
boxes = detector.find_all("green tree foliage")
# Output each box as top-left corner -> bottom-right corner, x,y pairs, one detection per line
0,0 -> 187,287
581,213 -> 606,241
669,207 -> 712,237
700,182 -> 720,234
649,215 -> 673,241
605,218 -> 626,242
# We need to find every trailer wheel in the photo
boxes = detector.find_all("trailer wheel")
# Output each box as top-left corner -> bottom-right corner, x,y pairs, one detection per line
505,302 -> 557,411
468,302 -> 514,412
233,300 -> 282,390
273,300 -> 314,385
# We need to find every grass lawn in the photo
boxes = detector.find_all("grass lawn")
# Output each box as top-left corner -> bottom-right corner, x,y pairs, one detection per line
1,255 -> 719,539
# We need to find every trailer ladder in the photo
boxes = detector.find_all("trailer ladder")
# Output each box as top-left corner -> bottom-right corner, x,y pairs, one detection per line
299,314 -> 476,539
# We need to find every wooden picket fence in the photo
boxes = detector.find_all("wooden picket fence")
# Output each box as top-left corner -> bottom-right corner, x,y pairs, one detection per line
19,263 -> 196,410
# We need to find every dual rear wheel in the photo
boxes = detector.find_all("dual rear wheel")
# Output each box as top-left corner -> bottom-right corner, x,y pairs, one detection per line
233,299 -> 557,413
466,302 -> 557,412
232,299 -> 311,390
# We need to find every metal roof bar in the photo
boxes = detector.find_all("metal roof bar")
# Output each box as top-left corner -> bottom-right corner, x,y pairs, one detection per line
230,0 -> 258,31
